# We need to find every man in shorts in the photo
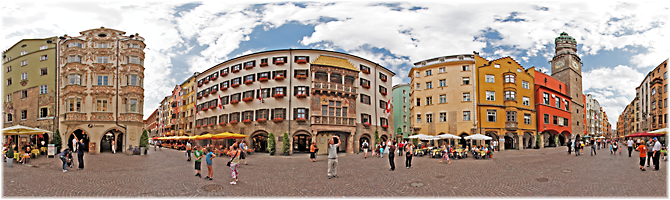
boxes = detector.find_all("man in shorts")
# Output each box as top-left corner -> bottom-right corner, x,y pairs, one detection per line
194,145 -> 203,178
361,140 -> 369,159
637,141 -> 647,171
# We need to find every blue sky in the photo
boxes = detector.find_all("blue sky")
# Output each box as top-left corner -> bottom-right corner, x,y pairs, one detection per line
2,1 -> 668,125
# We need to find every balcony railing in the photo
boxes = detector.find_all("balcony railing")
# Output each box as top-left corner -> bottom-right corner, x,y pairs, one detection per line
63,113 -> 86,121
312,82 -> 357,95
312,116 -> 356,126
505,122 -> 518,131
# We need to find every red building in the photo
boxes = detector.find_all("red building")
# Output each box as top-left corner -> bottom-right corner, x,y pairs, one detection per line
535,71 -> 572,147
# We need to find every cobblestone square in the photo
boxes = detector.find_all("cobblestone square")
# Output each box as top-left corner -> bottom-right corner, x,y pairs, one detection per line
2,146 -> 666,197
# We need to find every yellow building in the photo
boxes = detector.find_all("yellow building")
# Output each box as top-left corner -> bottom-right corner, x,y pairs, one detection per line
180,73 -> 198,136
409,54 -> 477,142
475,55 -> 536,150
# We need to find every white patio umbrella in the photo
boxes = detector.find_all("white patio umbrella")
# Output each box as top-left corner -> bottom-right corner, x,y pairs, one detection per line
464,134 -> 493,140
650,128 -> 667,134
438,134 -> 461,139
408,134 -> 429,139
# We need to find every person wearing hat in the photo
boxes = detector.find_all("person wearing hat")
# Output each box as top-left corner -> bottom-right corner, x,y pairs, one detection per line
652,137 -> 662,171
636,141 -> 647,171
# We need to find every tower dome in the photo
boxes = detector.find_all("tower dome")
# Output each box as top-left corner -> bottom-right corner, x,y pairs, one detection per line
555,32 -> 576,44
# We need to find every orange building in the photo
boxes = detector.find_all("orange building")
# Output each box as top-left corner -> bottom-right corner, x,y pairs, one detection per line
475,55 -> 536,150
534,71 -> 571,148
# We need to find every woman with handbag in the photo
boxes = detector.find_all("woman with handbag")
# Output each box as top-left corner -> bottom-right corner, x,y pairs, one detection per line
229,145 -> 241,185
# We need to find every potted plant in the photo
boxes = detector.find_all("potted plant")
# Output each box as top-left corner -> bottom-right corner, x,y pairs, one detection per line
268,132 -> 276,155
274,75 -> 285,81
197,82 -> 203,87
232,68 -> 240,73
296,57 -> 308,64
282,132 -> 290,155
535,133 -> 542,149
257,118 -> 267,123
296,93 -> 307,98
140,130 -> 148,155
197,95 -> 202,99
274,59 -> 285,65
361,68 -> 370,74
203,92 -> 209,97
244,64 -> 254,70
382,124 -> 389,129
221,71 -> 228,77
211,76 -> 218,81
243,97 -> 253,102
202,107 -> 208,111
204,79 -> 210,84
380,91 -> 387,96
210,89 -> 217,94
209,123 -> 215,127
242,119 -> 252,124
230,99 -> 240,104
219,121 -> 227,126
274,93 -> 285,98
272,118 -> 283,123
380,77 -> 387,82
209,105 -> 216,109
6,143 -> 14,167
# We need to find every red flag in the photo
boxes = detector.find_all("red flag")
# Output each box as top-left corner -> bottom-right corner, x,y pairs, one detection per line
258,84 -> 263,105
385,101 -> 392,117
218,95 -> 223,110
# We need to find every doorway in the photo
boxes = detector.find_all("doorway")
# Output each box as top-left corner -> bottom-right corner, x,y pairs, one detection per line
359,135 -> 371,152
100,132 -> 116,153
293,134 -> 312,153
504,135 -> 514,150
252,133 -> 268,153
459,133 -> 469,148
68,130 -> 89,152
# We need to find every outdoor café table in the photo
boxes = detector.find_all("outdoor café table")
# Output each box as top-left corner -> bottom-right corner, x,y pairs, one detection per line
479,151 -> 487,159
431,149 -> 443,158
31,149 -> 40,157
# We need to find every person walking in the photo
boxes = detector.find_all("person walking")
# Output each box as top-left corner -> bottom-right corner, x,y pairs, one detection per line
388,140 -> 396,171
194,145 -> 203,178
612,141 -> 618,155
441,143 -> 451,164
76,138 -> 85,170
204,147 -> 215,180
186,141 -> 192,161
398,141 -> 404,156
361,140 -> 369,159
591,140 -> 597,156
309,141 -> 318,162
637,141 -> 647,171
567,139 -> 572,154
405,141 -> 414,168
238,141 -> 247,165
575,140 -> 580,156
327,135 -> 341,179
627,138 -> 634,157
646,138 -> 654,167
59,148 -> 71,172
652,137 -> 662,171
111,140 -> 116,154
379,140 -> 385,158
229,145 -> 241,185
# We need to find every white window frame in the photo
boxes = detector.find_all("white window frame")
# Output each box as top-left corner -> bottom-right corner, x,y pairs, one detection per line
129,99 -> 138,112
486,91 -> 495,101
426,70 -> 432,76
21,72 -> 27,80
463,111 -> 471,121
522,81 -> 529,89
96,99 -> 108,112
426,82 -> 432,89
98,43 -> 109,48
462,77 -> 470,85
463,93 -> 470,101
426,97 -> 432,105
68,55 -> 81,63
504,74 -> 516,83
21,60 -> 27,66
128,75 -> 139,86
97,75 -> 109,86
426,114 -> 433,123
40,85 -> 47,94
439,95 -> 446,104
20,51 -> 27,56
487,110 -> 497,122
485,75 -> 495,83
69,74 -> 82,85
7,94 -> 12,102
439,112 -> 447,122
524,114 -> 531,125
40,55 -> 48,61
439,79 -> 446,87
40,45 -> 48,50
439,67 -> 446,73
523,97 -> 530,106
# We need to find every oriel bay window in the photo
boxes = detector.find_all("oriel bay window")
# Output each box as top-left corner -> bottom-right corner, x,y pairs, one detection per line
504,74 -> 516,83
506,111 -> 516,122
128,99 -> 138,112
68,55 -> 82,63
96,99 -> 108,112
97,75 -> 109,86
129,56 -> 143,65
97,56 -> 109,64
68,74 -> 82,85
67,98 -> 82,112
504,91 -> 516,101
127,75 -> 140,86
323,100 -> 347,118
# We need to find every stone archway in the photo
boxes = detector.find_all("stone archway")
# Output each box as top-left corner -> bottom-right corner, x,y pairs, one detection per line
523,132 -> 535,149
68,129 -> 89,152
292,130 -> 312,153
484,131 -> 498,148
251,130 -> 269,153
504,132 -> 518,150
459,133 -> 469,148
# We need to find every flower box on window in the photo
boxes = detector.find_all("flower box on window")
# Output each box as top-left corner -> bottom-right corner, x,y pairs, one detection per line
243,97 -> 253,102
242,119 -> 252,124
202,107 -> 208,111
273,118 -> 284,123
198,83 -> 203,87
209,105 -> 216,109
296,58 -> 307,64
296,93 -> 307,98
274,75 -> 285,81
260,62 -> 268,67
219,122 -> 227,126
203,93 -> 210,97
231,83 -> 240,87
209,123 -> 215,127
361,68 -> 370,74
221,72 -> 228,77
220,86 -> 228,91
257,118 -> 267,123
296,74 -> 308,80
259,77 -> 269,82
274,93 -> 285,98
244,65 -> 254,70
211,76 -> 218,81
210,89 -> 217,94
197,95 -> 202,99
381,77 -> 387,82
274,60 -> 285,65
230,99 -> 240,104
230,120 -> 238,125
363,122 -> 371,127
296,117 -> 307,122
195,125 -> 200,128
244,80 -> 254,85
204,79 -> 210,84
382,125 -> 388,129
381,91 -> 387,96
362,84 -> 370,89
232,68 -> 240,73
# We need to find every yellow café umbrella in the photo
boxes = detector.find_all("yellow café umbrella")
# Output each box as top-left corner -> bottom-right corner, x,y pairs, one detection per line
187,135 -> 198,140
175,136 -> 190,140
2,125 -> 52,135
213,132 -> 249,139
194,134 -> 216,140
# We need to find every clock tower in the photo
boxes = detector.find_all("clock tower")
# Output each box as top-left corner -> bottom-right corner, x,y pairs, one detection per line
550,32 -> 585,139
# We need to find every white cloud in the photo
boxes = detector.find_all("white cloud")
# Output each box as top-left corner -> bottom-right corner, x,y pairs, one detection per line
583,65 -> 645,120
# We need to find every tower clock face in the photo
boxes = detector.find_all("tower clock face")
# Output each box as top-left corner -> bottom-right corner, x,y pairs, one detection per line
572,61 -> 580,70
555,60 -> 564,69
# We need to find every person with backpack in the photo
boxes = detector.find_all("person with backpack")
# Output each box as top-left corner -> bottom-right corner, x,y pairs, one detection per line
361,140 -> 369,159
398,141 -> 404,156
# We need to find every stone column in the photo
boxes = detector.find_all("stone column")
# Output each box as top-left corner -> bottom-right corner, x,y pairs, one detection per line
347,133 -> 354,154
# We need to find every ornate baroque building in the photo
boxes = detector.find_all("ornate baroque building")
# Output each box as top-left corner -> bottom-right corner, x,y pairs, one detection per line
58,27 -> 145,154
193,49 -> 394,154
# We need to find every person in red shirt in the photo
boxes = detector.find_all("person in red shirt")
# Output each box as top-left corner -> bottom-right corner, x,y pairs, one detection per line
637,141 -> 647,171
